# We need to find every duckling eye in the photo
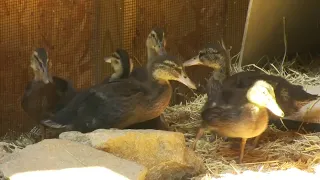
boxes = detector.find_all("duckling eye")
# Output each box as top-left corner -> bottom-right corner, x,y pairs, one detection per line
262,90 -> 268,95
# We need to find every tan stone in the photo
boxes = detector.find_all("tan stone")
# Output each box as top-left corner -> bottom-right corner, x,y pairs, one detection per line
0,139 -> 147,180
60,129 -> 205,180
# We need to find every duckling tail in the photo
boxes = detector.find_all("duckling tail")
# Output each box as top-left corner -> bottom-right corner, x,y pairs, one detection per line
41,119 -> 67,129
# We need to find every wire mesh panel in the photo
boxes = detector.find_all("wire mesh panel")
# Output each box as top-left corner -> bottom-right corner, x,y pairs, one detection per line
0,0 -> 99,136
0,0 -> 249,136
129,0 -> 249,103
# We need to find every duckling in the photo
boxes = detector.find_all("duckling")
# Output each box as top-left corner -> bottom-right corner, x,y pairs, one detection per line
21,48 -> 76,140
97,48 -> 169,131
194,80 -> 284,163
40,54 -> 197,133
130,27 -> 167,82
101,48 -> 134,83
125,27 -> 169,130
183,44 -> 320,123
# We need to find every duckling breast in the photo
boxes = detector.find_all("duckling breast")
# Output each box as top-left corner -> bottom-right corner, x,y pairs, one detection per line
202,104 -> 269,139
128,84 -> 172,126
22,81 -> 60,122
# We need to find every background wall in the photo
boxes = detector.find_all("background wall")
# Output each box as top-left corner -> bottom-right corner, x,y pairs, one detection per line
0,0 -> 249,136
240,0 -> 320,66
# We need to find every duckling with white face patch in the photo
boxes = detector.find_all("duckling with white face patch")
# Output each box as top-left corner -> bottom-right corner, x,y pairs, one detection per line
194,80 -> 284,164
102,49 -> 133,83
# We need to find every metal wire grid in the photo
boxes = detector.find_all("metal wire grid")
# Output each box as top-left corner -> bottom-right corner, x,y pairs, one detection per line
0,0 -> 249,136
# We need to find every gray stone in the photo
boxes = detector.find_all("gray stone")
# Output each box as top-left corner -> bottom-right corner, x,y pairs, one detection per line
0,139 -> 147,180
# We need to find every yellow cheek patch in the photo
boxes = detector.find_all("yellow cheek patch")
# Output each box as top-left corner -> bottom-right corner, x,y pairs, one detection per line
153,68 -> 175,80
163,60 -> 178,67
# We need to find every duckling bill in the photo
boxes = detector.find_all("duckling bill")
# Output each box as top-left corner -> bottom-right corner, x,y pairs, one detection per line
41,54 -> 196,133
194,80 -> 284,163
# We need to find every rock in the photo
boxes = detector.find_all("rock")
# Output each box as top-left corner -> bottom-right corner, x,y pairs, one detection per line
0,139 -> 147,180
0,169 -> 9,180
60,129 -> 205,180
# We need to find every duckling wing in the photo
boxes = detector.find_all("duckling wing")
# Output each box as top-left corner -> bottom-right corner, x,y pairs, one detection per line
130,67 -> 148,82
21,81 -> 40,118
52,76 -> 77,112
72,81 -> 147,132
21,81 -> 60,122
47,79 -> 147,132
201,106 -> 242,125
223,71 -> 263,88
283,83 -> 319,101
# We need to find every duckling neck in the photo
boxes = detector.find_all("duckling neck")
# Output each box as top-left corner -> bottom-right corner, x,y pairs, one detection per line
33,71 -> 44,82
146,75 -> 172,98
109,68 -> 127,81
109,73 -> 120,82
147,78 -> 172,110
147,48 -> 158,62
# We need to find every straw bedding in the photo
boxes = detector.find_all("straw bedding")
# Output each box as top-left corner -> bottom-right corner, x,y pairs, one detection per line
164,55 -> 320,179
1,56 -> 320,179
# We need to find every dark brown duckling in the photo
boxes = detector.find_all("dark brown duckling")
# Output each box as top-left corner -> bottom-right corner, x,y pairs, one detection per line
183,44 -> 320,127
21,48 -> 76,140
101,48 -> 134,83
101,48 -> 169,131
40,54 -> 197,133
126,27 -> 169,131
194,80 -> 284,163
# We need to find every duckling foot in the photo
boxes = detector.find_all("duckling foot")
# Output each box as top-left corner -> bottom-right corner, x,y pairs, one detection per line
252,135 -> 261,148
41,119 -> 67,129
158,114 -> 169,130
40,125 -> 46,140
238,138 -> 247,164
192,128 -> 205,150
247,135 -> 261,150
230,142 -> 240,150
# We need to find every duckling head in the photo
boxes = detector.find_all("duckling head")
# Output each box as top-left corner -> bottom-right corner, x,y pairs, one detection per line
183,43 -> 226,70
246,80 -> 285,117
150,54 -> 197,90
30,48 -> 52,84
146,27 -> 167,56
104,48 -> 133,81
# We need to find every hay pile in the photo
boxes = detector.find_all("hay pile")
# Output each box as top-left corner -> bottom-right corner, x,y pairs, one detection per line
0,126 -> 39,162
164,56 -> 320,179
1,54 -> 320,179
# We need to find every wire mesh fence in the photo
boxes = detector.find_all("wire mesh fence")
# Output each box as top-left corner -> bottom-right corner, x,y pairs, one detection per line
0,0 -> 249,136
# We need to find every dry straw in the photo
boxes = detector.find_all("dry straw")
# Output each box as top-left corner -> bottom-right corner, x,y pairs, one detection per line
164,51 -> 320,179
1,17 -> 320,177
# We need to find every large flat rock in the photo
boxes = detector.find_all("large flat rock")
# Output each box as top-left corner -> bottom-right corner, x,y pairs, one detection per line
0,139 -> 147,180
60,129 -> 205,180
